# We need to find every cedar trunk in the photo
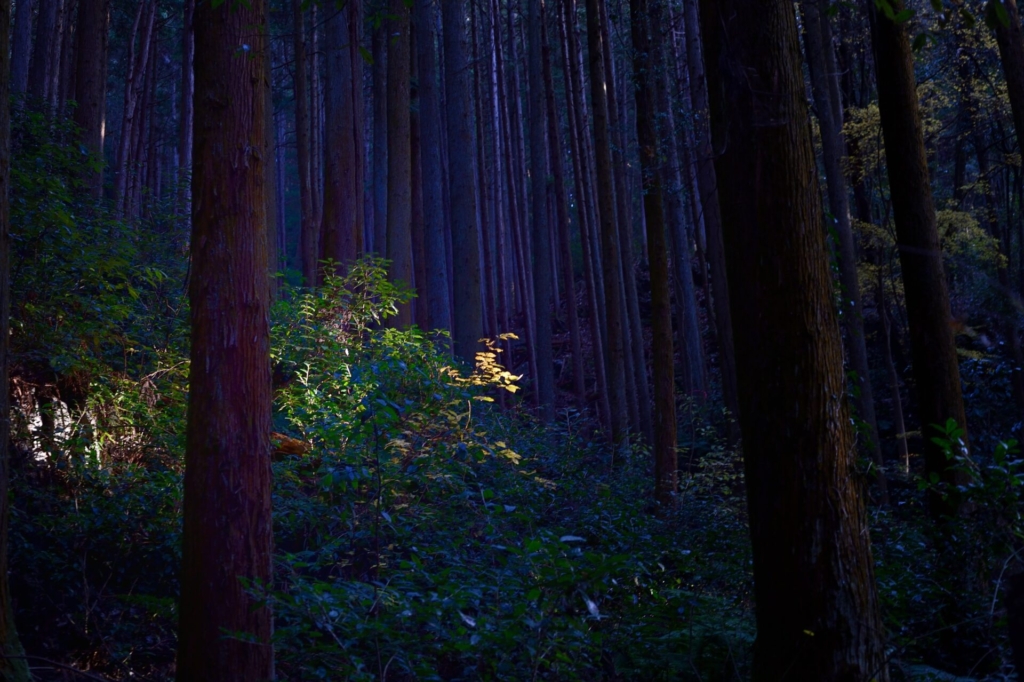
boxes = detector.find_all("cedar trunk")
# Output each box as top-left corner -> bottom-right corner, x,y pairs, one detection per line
701,0 -> 889,677
175,1 -> 274,678
443,0 -> 484,359
293,0 -> 317,286
73,0 -> 109,199
386,0 -> 414,326
868,0 -> 969,518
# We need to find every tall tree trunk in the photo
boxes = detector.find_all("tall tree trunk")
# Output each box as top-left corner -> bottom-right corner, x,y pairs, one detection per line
561,0 -> 610,428
178,0 -> 194,216
443,0 -> 484,359
600,0 -> 650,443
701,0 -> 889,676
293,0 -> 316,286
264,36 -> 279,301
73,0 -> 109,199
527,0 -> 555,419
800,0 -> 886,502
878,267 -> 910,472
114,0 -> 155,218
543,6 -> 585,404
386,0 -> 413,326
371,19 -> 387,255
868,0 -> 969,518
586,0 -> 629,449
310,7 -> 323,245
322,1 -> 362,273
629,0 -> 676,505
56,0 -> 74,112
176,0 -> 274,677
0,0 -> 31,675
29,0 -> 60,102
683,0 -> 740,434
10,0 -> 32,96
414,0 -> 452,332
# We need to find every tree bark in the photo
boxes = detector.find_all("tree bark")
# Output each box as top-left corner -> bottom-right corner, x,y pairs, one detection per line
322,0 -> 363,274
10,0 -> 32,96
386,0 -> 413,327
176,0 -> 274,678
29,0 -> 60,102
527,0 -> 555,419
114,0 -> 155,218
683,0 -> 740,434
0,0 -> 32,675
178,0 -> 194,216
585,0 -> 629,450
293,0 -> 316,286
73,0 -> 108,199
701,0 -> 889,677
443,0 -> 484,359
868,0 -> 969,518
414,0 -> 452,332
629,0 -> 677,505
371,19 -> 388,255
800,0 -> 886,501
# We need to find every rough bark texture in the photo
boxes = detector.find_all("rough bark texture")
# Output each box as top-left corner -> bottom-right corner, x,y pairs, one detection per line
175,1 -> 274,678
73,0 -> 109,199
700,0 -> 889,678
443,0 -> 484,360
10,0 -> 32,95
869,0 -> 969,518
414,0 -> 452,332
585,0 -> 629,449
528,0 -> 555,419
683,0 -> 740,434
293,0 -> 316,286
386,0 -> 413,327
629,0 -> 677,505
0,0 -> 32,675
800,0 -> 886,500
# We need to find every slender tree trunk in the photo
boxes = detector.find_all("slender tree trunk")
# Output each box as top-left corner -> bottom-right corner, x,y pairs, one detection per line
701,0 -> 889,676
114,0 -> 155,217
0,0 -> 31,675
629,0 -> 676,505
878,267 -> 910,472
683,0 -> 740,434
472,2 -> 498,342
801,0 -> 887,502
10,0 -> 32,96
386,0 -> 413,326
586,0 -> 629,449
443,0 -> 484,359
322,1 -> 362,273
371,19 -> 387,255
310,7 -> 323,244
869,0 -> 969,518
543,7 -> 584,404
56,0 -> 75,112
275,105 -> 287,273
600,0 -> 650,443
73,0 -> 108,199
265,38 -> 279,301
527,0 -> 555,418
29,0 -> 60,102
176,0 -> 274,677
293,0 -> 316,286
414,0 -> 452,332
178,0 -> 194,216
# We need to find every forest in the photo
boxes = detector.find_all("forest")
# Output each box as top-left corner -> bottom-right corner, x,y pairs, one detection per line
4,0 -> 1024,679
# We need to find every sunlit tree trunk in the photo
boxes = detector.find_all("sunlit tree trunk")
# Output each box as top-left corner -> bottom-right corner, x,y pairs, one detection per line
176,0 -> 273,677
701,0 -> 889,676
